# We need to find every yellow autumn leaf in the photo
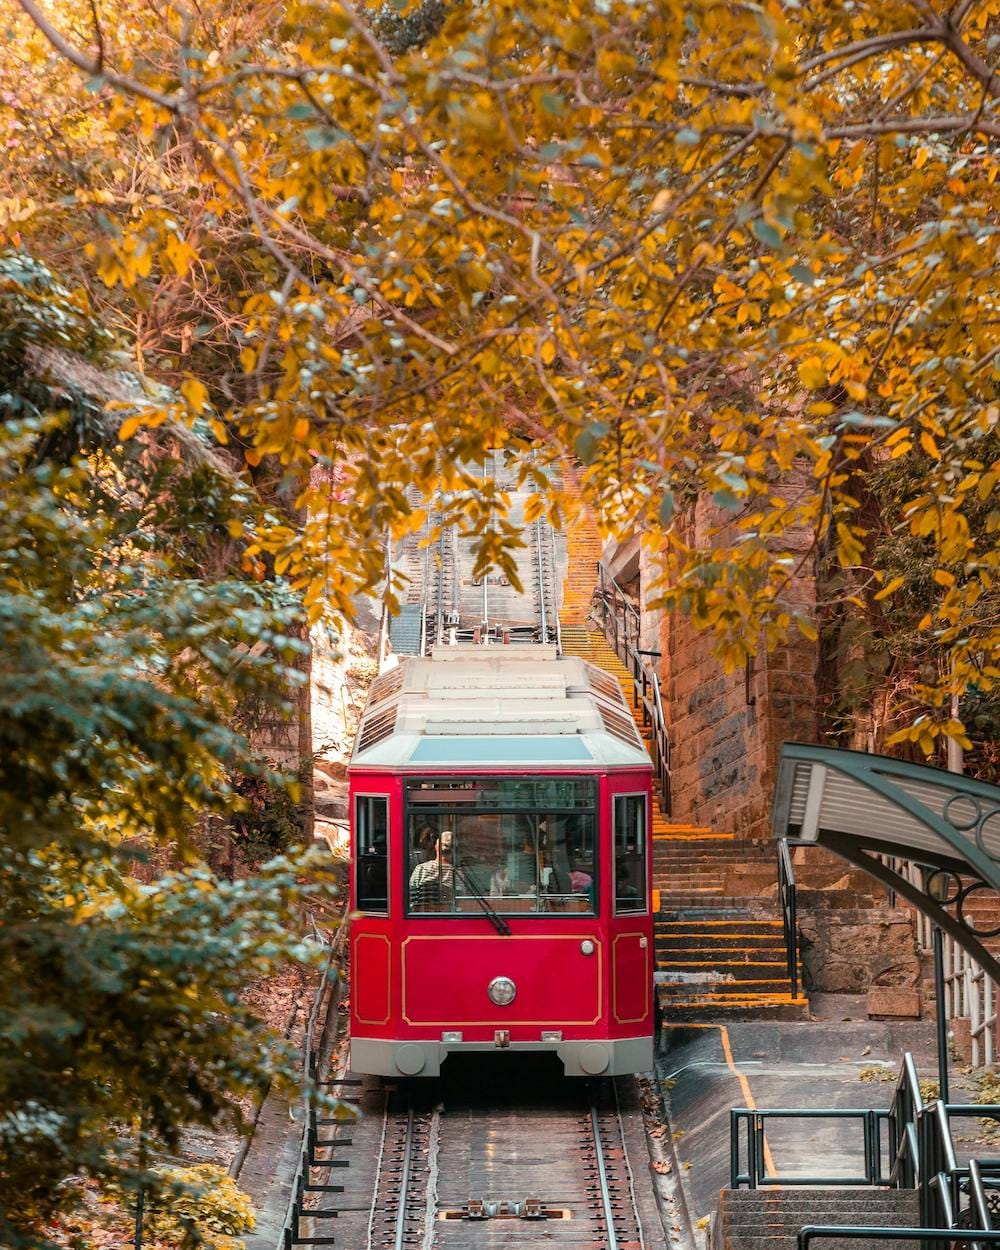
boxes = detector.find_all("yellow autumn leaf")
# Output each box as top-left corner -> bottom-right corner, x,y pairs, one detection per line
797,356 -> 826,389
933,568 -> 955,587
873,575 -> 905,601
180,378 -> 208,412
118,415 -> 142,441
920,431 -> 940,459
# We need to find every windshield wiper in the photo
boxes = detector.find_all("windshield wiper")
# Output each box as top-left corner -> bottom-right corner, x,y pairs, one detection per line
454,864 -> 512,936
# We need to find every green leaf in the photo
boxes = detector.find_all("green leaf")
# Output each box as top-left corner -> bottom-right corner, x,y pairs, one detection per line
575,420 -> 609,464
751,220 -> 783,249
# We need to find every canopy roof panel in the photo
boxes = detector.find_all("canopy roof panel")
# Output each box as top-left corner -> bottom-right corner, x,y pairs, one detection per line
773,743 -> 1000,886
773,743 -> 1000,982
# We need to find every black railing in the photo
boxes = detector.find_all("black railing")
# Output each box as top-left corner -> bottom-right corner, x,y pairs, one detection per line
593,563 -> 671,815
280,926 -> 352,1250
731,1106 -> 889,1189
799,1228 -> 1000,1250
886,1053 -> 924,1191
730,1051 -> 1000,1250
777,838 -> 799,999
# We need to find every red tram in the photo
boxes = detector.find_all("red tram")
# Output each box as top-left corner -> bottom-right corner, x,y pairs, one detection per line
348,645 -> 655,1078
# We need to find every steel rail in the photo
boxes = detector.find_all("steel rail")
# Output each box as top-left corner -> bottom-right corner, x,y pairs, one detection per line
551,519 -> 562,654
364,1090 -> 392,1250
590,1102 -> 621,1250
393,1108 -> 417,1250
612,1078 -> 647,1250
534,513 -> 548,642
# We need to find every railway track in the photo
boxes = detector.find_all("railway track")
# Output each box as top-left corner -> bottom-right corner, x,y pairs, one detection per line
364,1075 -> 646,1250
392,454 -> 561,653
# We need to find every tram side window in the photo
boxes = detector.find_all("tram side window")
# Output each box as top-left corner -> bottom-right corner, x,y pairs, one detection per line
614,794 -> 646,914
356,795 -> 389,912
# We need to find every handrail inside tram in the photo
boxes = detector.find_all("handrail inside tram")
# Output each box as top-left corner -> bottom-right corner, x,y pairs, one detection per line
454,863 -> 512,936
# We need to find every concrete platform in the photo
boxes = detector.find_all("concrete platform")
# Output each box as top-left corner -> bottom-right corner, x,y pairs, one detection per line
659,1017 -> 940,1228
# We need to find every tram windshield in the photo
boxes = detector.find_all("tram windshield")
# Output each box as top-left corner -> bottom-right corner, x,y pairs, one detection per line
405,777 -> 597,915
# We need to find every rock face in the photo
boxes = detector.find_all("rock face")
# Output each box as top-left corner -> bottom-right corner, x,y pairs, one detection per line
798,908 -> 921,1001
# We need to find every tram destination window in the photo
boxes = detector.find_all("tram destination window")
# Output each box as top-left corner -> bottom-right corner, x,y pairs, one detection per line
405,778 -> 597,916
356,795 -> 388,912
613,794 -> 647,914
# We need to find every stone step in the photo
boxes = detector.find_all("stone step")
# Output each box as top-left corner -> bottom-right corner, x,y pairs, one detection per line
660,974 -> 792,988
655,945 -> 790,955
660,895 -> 760,905
659,977 -> 792,993
655,844 -> 770,854
656,882 -> 728,891
655,955 -> 790,975
656,941 -> 786,954
657,918 -> 783,929
657,887 -> 727,897
725,1215 -> 917,1232
662,998 -> 809,1021
654,857 -> 773,868
655,931 -> 785,946
723,1238 -> 918,1250
655,876 -> 730,885
660,902 -> 779,915
722,1193 -> 919,1210
662,914 -> 780,925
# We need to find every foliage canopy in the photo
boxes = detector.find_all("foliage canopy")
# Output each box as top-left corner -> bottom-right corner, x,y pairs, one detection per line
5,0 -> 1000,743
0,253 -> 332,1247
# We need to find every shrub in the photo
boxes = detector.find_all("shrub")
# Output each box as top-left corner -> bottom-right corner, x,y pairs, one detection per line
147,1164 -> 255,1250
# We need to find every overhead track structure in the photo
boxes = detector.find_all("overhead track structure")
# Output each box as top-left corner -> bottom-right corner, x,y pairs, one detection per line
772,743 -> 1000,984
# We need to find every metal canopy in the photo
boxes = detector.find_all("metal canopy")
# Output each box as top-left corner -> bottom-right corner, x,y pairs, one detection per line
773,742 -> 1000,984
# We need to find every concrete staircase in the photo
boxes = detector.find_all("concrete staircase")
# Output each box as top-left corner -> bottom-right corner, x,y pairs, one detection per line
655,917 -> 806,1020
559,474 -> 808,1022
714,1189 -> 920,1250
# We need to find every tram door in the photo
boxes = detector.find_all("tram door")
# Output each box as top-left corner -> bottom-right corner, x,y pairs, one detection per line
352,790 -> 393,1031
607,783 -> 653,1031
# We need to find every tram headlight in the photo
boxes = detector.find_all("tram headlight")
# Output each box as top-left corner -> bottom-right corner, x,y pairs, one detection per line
487,975 -> 517,1007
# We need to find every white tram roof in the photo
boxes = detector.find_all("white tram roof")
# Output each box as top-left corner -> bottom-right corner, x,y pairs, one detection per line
350,645 -> 653,771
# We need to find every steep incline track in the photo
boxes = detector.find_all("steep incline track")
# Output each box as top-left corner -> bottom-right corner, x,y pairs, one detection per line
364,1074 -> 647,1250
391,456 -> 560,652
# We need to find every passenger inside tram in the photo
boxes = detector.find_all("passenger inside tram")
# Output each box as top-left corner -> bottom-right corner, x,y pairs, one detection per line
408,829 -> 456,909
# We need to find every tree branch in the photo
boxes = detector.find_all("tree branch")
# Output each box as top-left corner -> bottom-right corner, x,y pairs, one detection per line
17,0 -> 179,111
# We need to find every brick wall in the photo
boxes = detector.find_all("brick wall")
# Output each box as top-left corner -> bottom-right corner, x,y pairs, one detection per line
648,488 -> 819,838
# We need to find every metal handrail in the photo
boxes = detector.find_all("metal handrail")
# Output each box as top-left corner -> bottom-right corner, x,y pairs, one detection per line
731,1107 -> 890,1189
799,1229 -> 1000,1250
887,1053 -> 924,1190
731,1051 -> 1000,1246
593,563 -> 671,815
777,839 -> 799,1000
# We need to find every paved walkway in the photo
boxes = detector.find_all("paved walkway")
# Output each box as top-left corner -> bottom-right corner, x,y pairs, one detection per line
660,1015 -> 939,1225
